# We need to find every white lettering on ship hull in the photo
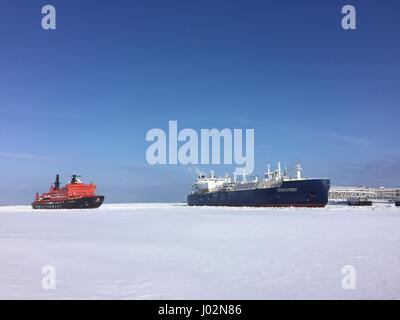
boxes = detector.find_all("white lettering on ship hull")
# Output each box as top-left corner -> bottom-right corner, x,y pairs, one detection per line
277,188 -> 298,192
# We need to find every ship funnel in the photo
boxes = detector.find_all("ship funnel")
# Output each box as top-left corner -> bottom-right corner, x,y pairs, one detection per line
54,174 -> 60,190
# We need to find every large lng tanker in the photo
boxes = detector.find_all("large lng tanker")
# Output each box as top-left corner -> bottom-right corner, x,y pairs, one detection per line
187,162 -> 330,207
32,175 -> 104,209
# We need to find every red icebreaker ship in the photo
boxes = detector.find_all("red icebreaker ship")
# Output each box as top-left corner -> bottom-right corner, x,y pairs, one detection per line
32,175 -> 104,209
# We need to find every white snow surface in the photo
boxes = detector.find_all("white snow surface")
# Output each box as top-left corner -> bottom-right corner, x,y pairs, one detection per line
0,203 -> 399,300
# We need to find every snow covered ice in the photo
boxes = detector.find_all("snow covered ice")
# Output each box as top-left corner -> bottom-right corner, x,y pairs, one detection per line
0,203 -> 399,299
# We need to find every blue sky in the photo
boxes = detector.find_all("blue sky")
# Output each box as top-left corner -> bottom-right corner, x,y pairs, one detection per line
0,0 -> 399,204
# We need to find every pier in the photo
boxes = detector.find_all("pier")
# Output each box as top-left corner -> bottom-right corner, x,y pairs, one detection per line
329,186 -> 400,201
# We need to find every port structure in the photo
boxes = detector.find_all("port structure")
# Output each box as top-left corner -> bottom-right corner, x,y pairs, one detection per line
329,186 -> 400,201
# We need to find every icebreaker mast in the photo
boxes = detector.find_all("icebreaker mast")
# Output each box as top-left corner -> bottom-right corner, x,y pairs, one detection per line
54,174 -> 60,190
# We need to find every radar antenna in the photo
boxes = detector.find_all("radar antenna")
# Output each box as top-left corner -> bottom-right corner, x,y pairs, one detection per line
70,174 -> 82,184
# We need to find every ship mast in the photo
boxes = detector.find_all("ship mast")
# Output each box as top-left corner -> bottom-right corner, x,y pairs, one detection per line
265,164 -> 271,181
54,174 -> 60,190
277,162 -> 282,180
295,161 -> 302,180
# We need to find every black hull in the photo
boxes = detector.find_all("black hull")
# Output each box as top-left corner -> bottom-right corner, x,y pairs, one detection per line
32,196 -> 104,209
187,179 -> 330,207
347,200 -> 372,206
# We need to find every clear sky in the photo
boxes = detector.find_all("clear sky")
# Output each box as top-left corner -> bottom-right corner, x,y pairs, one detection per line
1,0 -> 399,204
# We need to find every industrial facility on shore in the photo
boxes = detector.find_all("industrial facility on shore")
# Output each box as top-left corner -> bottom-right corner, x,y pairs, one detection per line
329,186 -> 400,201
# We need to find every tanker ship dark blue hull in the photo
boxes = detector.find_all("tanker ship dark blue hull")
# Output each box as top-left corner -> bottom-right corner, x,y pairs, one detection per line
187,179 -> 330,207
